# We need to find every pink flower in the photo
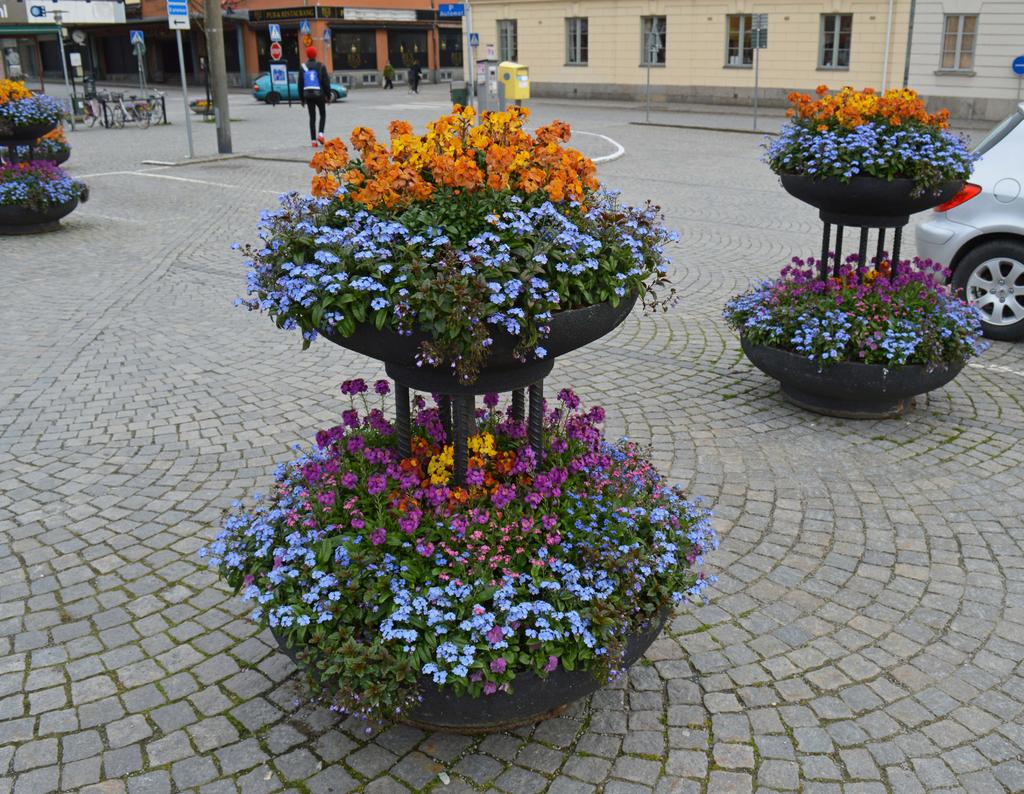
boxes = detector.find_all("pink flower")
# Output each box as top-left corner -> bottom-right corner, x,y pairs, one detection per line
490,658 -> 506,673
486,626 -> 504,645
483,681 -> 497,695
370,527 -> 387,545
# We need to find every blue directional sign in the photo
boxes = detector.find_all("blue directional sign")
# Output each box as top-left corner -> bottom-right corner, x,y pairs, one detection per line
29,5 -> 46,18
469,32 -> 479,48
129,30 -> 145,46
268,23 -> 282,43
269,63 -> 287,88
323,27 -> 331,42
439,3 -> 464,17
166,0 -> 190,30
299,20 -> 311,35
1013,55 -> 1024,76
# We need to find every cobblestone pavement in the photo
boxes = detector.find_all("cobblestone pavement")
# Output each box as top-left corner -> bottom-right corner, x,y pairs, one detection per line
3,88 -> 1023,794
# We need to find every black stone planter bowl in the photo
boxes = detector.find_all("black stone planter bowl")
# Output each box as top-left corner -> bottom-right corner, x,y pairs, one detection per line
741,337 -> 965,419
779,174 -> 962,228
47,147 -> 70,165
0,120 -> 60,147
321,294 -> 638,394
274,608 -> 669,733
0,197 -> 79,235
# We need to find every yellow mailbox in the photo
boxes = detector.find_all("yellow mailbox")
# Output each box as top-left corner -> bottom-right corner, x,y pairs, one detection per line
498,61 -> 530,103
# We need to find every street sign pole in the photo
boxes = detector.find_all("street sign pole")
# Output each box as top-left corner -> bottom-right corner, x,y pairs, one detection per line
52,11 -> 75,131
753,45 -> 760,131
466,0 -> 475,110
176,30 -> 194,158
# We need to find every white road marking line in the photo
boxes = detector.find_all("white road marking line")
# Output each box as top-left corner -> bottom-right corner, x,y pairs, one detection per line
74,169 -> 279,194
574,131 -> 626,164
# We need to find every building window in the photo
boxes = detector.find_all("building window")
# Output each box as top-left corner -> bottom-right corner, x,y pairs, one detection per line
566,17 -> 588,65
941,14 -> 977,71
819,14 -> 852,69
497,19 -> 517,62
439,28 -> 463,68
726,14 -> 752,67
641,16 -> 666,66
332,29 -> 376,71
388,31 -> 427,70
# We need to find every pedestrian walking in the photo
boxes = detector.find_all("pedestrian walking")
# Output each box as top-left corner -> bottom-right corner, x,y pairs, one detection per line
382,63 -> 395,90
408,60 -> 422,94
300,45 -> 329,148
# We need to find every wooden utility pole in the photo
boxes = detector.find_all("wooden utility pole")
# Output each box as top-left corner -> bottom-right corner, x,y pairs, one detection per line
203,0 -> 232,153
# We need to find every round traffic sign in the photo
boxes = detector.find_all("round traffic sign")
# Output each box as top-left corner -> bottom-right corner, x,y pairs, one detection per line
1013,55 -> 1024,76
270,41 -> 283,61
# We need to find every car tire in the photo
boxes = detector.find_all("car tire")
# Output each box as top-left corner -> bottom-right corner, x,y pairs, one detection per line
265,92 -> 281,105
952,239 -> 1024,342
328,90 -> 340,103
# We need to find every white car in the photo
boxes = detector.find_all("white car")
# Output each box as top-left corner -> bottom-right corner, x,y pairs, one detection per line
916,104 -> 1024,341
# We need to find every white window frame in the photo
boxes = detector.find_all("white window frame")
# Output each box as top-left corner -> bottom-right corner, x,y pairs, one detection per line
566,17 -> 588,65
725,14 -> 753,68
940,14 -> 977,72
819,13 -> 852,70
497,19 -> 517,62
641,16 -> 666,66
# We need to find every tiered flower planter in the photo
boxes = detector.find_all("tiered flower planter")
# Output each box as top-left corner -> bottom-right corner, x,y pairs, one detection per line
732,86 -> 981,418
0,196 -> 80,235
206,109 -> 714,733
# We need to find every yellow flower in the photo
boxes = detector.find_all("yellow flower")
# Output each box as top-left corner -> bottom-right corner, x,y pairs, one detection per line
427,445 -> 454,485
467,432 -> 496,458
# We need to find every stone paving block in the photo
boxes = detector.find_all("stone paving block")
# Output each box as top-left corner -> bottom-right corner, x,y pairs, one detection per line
305,765 -> 358,794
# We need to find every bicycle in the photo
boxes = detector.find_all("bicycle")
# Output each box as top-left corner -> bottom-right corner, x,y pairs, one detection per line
112,93 -> 152,128
146,91 -> 165,125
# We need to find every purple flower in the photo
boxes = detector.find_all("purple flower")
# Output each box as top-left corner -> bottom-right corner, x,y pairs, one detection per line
491,484 -> 516,509
340,378 -> 367,395
483,392 -> 499,408
346,436 -> 365,454
544,656 -> 558,673
374,379 -> 391,396
367,474 -> 387,495
557,388 -> 580,409
483,681 -> 497,695
370,527 -> 387,546
489,658 -> 507,674
341,472 -> 358,489
486,626 -> 503,645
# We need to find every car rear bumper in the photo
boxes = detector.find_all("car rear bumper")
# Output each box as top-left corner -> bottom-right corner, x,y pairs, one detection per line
914,214 -> 978,268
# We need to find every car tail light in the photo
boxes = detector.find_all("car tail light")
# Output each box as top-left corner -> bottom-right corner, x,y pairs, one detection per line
253,84 -> 259,91
935,183 -> 981,212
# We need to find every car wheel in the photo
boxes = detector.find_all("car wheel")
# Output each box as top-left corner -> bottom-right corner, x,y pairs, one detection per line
328,90 -> 340,103
265,91 -> 281,105
952,239 -> 1024,341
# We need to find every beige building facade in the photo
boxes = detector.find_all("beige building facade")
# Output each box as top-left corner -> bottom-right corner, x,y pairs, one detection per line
904,0 -> 1024,121
470,0 -> 1023,119
469,0 -> 913,108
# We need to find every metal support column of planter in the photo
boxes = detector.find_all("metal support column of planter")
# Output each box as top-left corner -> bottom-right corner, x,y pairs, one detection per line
393,380 -> 545,485
819,221 -> 904,281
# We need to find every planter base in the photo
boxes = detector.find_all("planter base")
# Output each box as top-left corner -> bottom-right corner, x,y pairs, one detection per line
0,218 -> 63,235
780,383 -> 915,419
402,702 -> 570,735
273,607 -> 670,734
741,338 -> 963,420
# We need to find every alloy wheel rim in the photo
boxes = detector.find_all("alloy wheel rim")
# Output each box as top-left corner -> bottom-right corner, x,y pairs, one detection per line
966,257 -> 1024,327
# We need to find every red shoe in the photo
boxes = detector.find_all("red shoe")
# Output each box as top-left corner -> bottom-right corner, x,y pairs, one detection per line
317,132 -> 325,145
311,140 -> 318,148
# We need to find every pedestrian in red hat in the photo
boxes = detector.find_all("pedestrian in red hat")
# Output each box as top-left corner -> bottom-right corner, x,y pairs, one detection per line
300,45 -> 329,147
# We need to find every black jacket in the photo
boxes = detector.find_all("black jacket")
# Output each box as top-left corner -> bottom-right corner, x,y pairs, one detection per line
300,59 -> 329,100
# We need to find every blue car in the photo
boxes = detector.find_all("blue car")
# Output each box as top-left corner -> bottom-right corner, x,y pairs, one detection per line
252,72 -> 347,104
